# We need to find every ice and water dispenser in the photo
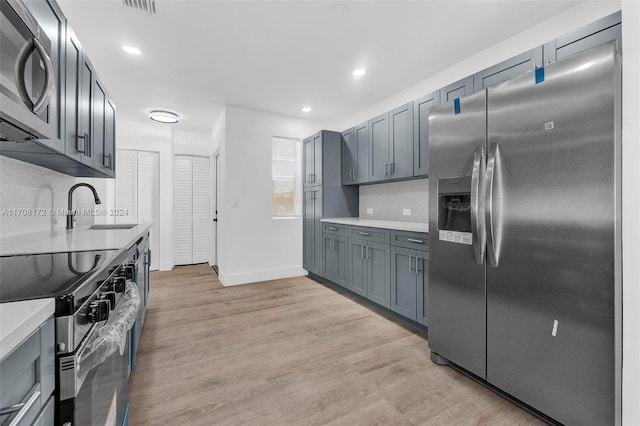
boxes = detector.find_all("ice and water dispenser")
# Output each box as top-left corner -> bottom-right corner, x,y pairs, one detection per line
438,176 -> 473,245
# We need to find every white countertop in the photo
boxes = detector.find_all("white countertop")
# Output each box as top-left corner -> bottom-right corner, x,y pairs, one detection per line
0,299 -> 55,360
321,218 -> 429,233
0,223 -> 152,256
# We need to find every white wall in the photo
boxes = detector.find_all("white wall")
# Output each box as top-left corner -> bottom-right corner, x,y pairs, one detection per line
0,156 -> 75,240
621,1 -> 640,424
217,106 -> 335,285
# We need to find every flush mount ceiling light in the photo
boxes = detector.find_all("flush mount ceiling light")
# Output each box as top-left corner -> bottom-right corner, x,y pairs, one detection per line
301,107 -> 312,113
149,110 -> 180,124
352,68 -> 366,77
122,45 -> 141,55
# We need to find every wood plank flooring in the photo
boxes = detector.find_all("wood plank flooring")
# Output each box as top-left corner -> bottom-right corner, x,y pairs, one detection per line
128,264 -> 544,425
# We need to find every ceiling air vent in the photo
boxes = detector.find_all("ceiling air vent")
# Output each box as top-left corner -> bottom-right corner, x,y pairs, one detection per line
122,0 -> 156,15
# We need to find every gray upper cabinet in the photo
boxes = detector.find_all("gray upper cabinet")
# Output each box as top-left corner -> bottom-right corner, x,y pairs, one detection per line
369,113 -> 389,182
65,28 -> 91,165
413,92 -> 440,177
544,11 -> 621,64
473,46 -> 543,90
303,131 -> 325,188
354,122 -> 369,184
440,76 -> 474,103
92,78 -> 115,177
389,102 -> 414,180
341,128 -> 356,185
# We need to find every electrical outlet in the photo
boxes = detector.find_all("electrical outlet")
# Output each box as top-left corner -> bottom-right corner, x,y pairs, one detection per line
232,198 -> 240,208
366,208 -> 373,215
403,209 -> 412,216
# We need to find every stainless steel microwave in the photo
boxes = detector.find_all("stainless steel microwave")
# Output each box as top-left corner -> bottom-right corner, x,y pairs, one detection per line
0,0 -> 55,141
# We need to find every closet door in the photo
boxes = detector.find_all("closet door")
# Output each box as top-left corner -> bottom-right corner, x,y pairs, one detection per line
174,156 -> 194,265
115,151 -> 138,223
192,157 -> 210,263
138,152 -> 159,270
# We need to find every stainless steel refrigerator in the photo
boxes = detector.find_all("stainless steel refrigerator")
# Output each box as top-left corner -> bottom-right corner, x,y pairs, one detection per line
428,42 -> 622,425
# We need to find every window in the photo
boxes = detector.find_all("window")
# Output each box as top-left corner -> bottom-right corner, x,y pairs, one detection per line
272,137 -> 302,218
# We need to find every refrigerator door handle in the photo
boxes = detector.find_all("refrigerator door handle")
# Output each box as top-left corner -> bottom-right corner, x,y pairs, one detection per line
485,142 -> 502,268
471,145 -> 487,264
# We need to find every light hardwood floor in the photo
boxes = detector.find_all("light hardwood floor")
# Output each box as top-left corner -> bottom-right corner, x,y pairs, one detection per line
128,264 -> 544,425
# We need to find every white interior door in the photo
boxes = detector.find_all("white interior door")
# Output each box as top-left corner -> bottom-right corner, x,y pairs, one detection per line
174,156 -> 194,265
137,152 -> 159,270
115,150 -> 160,270
192,156 -> 210,263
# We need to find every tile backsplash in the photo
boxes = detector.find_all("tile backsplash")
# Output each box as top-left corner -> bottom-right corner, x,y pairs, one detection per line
359,179 -> 428,222
0,156 -> 75,239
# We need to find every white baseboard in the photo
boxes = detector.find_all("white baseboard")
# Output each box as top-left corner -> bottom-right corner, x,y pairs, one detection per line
159,261 -> 173,271
218,266 -> 308,286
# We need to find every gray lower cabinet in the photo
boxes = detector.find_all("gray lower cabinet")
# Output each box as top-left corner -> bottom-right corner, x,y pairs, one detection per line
0,317 -> 55,426
391,246 -> 429,324
303,186 -> 323,275
323,233 -> 349,288
349,237 -> 391,308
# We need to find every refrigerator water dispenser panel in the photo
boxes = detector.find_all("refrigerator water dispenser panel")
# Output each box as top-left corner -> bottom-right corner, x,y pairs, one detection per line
438,176 -> 473,245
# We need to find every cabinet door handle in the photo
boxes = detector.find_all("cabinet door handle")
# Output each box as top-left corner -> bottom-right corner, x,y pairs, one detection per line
328,227 -> 337,231
76,132 -> 88,153
104,152 -> 112,169
366,246 -> 369,260
358,232 -> 369,236
1,386 -> 40,423
384,163 -> 388,176
408,254 -> 413,272
416,256 -> 421,274
360,244 -> 364,259
389,162 -> 394,175
407,238 -> 424,244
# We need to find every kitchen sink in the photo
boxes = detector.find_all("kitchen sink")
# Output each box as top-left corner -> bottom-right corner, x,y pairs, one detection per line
89,224 -> 137,230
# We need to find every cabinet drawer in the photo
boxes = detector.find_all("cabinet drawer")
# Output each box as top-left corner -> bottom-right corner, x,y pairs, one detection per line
391,230 -> 429,251
0,318 -> 54,426
350,226 -> 390,244
323,223 -> 348,236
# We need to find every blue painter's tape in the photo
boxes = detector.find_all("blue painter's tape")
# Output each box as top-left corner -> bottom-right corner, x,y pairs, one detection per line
122,403 -> 130,426
453,98 -> 461,115
535,67 -> 545,84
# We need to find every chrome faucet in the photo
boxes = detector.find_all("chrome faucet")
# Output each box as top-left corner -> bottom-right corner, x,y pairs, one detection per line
67,183 -> 102,230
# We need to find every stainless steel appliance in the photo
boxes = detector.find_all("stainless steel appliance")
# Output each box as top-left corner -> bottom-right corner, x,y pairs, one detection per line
428,42 -> 622,425
0,249 -> 141,425
0,0 -> 55,141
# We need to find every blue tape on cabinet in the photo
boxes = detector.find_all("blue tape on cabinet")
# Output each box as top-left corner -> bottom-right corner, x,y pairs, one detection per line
454,98 -> 461,114
535,67 -> 545,84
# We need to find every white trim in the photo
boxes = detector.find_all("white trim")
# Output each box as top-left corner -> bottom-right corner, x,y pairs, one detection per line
218,267 -> 308,286
159,261 -> 173,272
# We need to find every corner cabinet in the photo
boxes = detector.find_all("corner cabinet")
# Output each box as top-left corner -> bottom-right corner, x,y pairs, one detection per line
0,0 -> 116,178
303,131 -> 359,277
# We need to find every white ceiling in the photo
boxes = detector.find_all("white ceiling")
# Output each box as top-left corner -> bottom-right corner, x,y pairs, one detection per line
57,0 -> 583,133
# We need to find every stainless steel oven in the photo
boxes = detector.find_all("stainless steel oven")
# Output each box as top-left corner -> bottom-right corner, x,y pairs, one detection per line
0,0 -> 55,141
0,249 -> 141,426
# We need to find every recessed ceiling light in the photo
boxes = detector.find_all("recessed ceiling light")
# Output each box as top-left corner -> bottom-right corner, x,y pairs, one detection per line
122,45 -> 141,55
352,68 -> 366,77
301,107 -> 312,113
149,110 -> 180,124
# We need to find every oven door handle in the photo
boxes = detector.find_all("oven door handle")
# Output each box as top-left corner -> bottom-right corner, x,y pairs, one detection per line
15,37 -> 54,115
77,281 -> 141,379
